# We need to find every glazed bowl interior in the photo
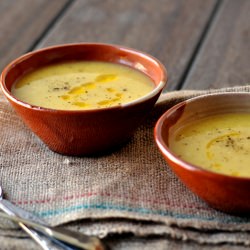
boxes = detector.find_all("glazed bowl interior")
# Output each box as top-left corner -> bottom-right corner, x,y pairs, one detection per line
0,43 -> 167,156
2,43 -> 166,109
155,92 -> 250,214
159,92 -> 250,148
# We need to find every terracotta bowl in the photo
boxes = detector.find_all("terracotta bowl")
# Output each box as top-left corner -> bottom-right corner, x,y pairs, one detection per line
154,92 -> 250,214
1,43 -> 167,155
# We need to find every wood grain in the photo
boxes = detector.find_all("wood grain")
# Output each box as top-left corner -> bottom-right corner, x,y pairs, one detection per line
183,0 -> 250,89
0,0 -> 69,71
36,0 -> 217,90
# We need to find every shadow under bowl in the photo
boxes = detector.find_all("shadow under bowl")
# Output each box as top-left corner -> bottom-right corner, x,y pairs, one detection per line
1,43 -> 167,156
154,92 -> 250,215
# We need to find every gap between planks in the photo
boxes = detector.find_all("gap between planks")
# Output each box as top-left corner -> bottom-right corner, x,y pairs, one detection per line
27,0 -> 76,52
176,0 -> 223,90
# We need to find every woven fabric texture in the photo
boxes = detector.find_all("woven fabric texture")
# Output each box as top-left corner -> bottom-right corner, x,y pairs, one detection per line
0,85 -> 250,249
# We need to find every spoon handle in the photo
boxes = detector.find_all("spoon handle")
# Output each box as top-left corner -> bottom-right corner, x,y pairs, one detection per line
0,199 -> 76,250
0,211 -> 105,250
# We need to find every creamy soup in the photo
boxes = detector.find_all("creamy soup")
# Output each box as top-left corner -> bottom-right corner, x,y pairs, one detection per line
11,61 -> 154,110
169,113 -> 250,177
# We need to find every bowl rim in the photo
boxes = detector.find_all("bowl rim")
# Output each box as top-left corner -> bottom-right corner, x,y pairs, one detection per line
154,92 -> 250,182
0,42 -> 167,114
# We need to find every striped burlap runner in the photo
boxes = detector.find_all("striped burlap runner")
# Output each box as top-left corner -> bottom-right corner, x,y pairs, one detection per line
0,85 -> 250,249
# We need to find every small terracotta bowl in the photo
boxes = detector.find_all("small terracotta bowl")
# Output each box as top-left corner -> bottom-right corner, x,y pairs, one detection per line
1,43 -> 167,155
154,92 -> 250,214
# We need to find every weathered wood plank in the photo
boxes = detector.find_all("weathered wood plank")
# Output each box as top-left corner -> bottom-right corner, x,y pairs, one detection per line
36,0 -> 218,90
183,0 -> 250,89
0,0 -> 70,71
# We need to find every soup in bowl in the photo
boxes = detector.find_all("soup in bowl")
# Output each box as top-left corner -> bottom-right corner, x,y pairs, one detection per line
1,43 -> 167,155
11,61 -> 155,110
154,92 -> 250,214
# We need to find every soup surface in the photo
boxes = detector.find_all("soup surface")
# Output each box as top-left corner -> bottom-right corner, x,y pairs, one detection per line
12,61 -> 154,110
169,113 -> 250,177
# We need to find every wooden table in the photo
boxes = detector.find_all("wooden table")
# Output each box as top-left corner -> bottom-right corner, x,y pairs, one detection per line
0,0 -> 250,249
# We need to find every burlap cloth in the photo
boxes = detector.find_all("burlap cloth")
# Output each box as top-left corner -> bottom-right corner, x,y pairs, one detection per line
0,85 -> 250,249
